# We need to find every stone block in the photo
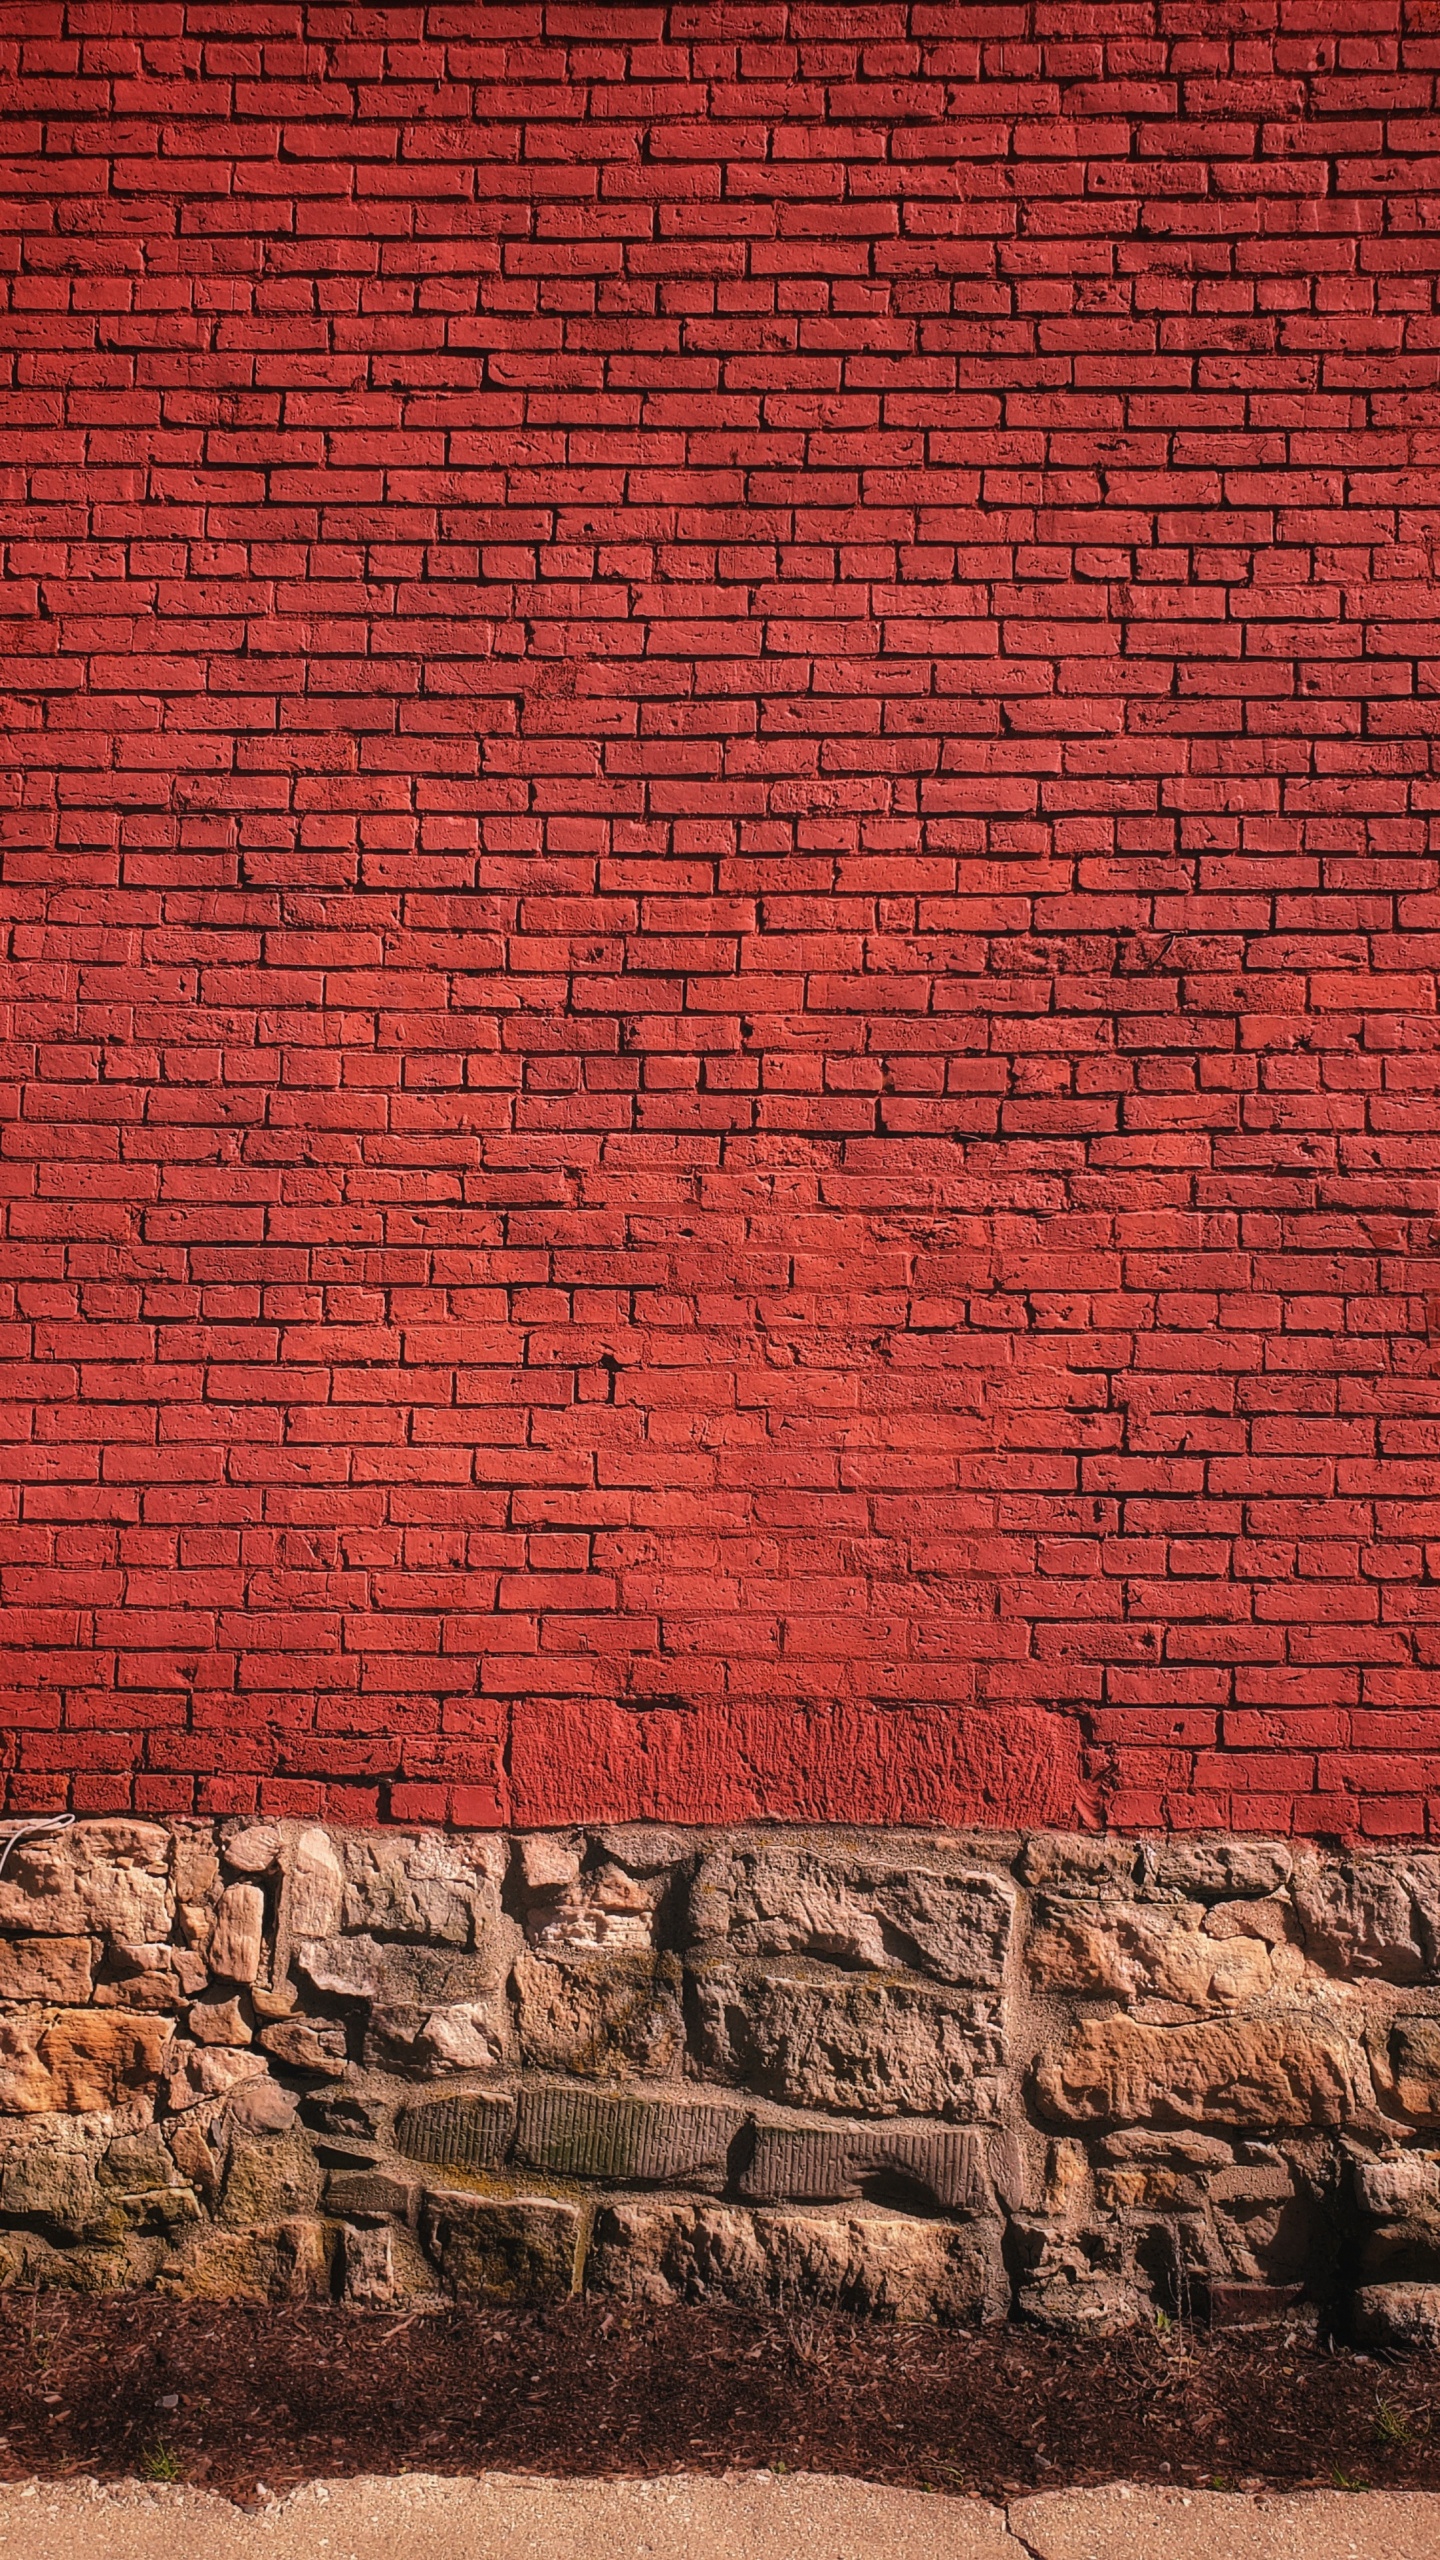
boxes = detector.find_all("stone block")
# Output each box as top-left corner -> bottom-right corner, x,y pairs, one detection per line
259,2017 -> 348,2078
1355,2153 -> 1440,2219
1017,1837 -> 1138,1897
1148,1842 -> 1292,1903
341,1833 -> 500,1949
513,2085 -> 744,2188
689,1843 -> 1013,1988
1354,2282 -> 1440,2351
396,2091 -> 517,2175
587,2200 -> 1005,2324
0,1823 -> 171,1945
297,1935 -> 502,2010
421,2190 -> 579,2303
1025,1897 -> 1305,2012
0,2010 -> 172,2117
365,1999 -> 508,2076
161,2217 -> 331,2302
281,1830 -> 345,1945
0,1937 -> 92,2006
326,2167 -> 417,2222
737,2118 -> 995,2213
1292,1854 -> 1440,1985
689,1960 -> 1004,2120
222,1826 -> 281,1876
1391,2018 -> 1440,2123
1035,2015 -> 1375,2132
218,2132 -> 323,2231
209,1884 -> 265,1985
514,1951 -> 684,2079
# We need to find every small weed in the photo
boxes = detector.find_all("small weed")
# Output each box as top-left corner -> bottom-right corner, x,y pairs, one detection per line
1153,2309 -> 1173,2336
138,2444 -> 182,2484
1376,2395 -> 1412,2448
1330,2468 -> 1367,2492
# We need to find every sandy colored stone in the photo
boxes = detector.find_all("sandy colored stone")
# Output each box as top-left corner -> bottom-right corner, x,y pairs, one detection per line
209,1885 -> 265,1986
340,1833 -> 497,1948
738,2118 -> 997,2212
281,1829 -> 344,1944
0,2011 -> 171,2116
514,1950 -> 685,2079
420,2190 -> 580,2303
524,1861 -> 661,1953
1026,1899 -> 1307,2011
1036,2014 -> 1375,2131
0,1939 -> 92,2006
0,1823 -> 171,1945
221,1826 -> 281,1876
1291,1853 -> 1440,1985
1390,2018 -> 1440,2124
514,2085 -> 744,2188
161,2216 -> 330,2302
690,1960 -> 1004,2119
217,2131 -> 323,2231
690,1845 -> 1014,1988
589,2199 -> 1005,2324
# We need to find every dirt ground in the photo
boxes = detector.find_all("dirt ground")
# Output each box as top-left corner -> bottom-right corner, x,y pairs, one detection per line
0,2296 -> 1436,2507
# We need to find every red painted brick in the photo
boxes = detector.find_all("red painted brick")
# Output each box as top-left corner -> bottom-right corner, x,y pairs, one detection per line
0,4 -> 1438,1839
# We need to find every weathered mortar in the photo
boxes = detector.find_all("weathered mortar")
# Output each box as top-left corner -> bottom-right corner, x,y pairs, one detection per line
2,1816 -> 1440,2340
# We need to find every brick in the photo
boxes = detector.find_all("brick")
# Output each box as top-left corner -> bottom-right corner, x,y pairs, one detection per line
0,7 -> 1434,1840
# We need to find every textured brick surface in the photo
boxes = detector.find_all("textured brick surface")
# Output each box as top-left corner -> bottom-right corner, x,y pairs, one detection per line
3,4 -> 1440,1834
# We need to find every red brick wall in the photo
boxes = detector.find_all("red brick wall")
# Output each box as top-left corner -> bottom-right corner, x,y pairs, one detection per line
3,1 -> 1440,1838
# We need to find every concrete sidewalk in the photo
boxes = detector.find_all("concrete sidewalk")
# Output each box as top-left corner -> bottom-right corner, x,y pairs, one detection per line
0,2473 -> 1433,2560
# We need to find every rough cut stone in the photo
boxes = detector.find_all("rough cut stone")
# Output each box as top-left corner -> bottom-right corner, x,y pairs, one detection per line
0,1823 -> 171,1944
690,1845 -> 1013,1988
258,2018 -> 347,2078
296,1935 -> 501,2011
1025,1898 -> 1307,2012
690,1961 -> 1004,2120
1354,2282 -> 1440,2350
1017,1837 -> 1138,1897
341,1834 -> 498,1948
1292,1854 -> 1440,1984
396,2092 -> 517,2175
165,2047 -> 268,2112
514,1952 -> 685,2080
0,1937 -> 92,2006
187,1995 -> 251,2048
8,1814 -> 1440,2325
0,2150 -> 110,2238
282,1830 -> 345,1945
218,2132 -> 324,2231
421,2190 -> 579,2302
162,2217 -> 330,2302
1391,2019 -> 1440,2124
1148,1842 -> 1292,1903
222,1826 -> 281,1876
1035,2015 -> 1375,2131
209,1884 -> 265,1985
0,2011 -> 171,2116
738,2119 -> 995,2213
587,2200 -> 1005,2324
523,1862 -> 661,1953
1355,2154 -> 1440,2219
366,1999 -> 509,2076
513,2086 -> 744,2189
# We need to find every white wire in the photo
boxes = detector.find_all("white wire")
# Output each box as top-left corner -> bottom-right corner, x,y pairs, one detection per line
0,1814 -> 75,1882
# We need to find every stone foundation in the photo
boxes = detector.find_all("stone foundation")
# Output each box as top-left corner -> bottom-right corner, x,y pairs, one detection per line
4,1816 -> 1440,2339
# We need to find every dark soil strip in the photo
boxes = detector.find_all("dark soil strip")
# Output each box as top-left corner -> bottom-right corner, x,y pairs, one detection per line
0,2298 -> 1437,2508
